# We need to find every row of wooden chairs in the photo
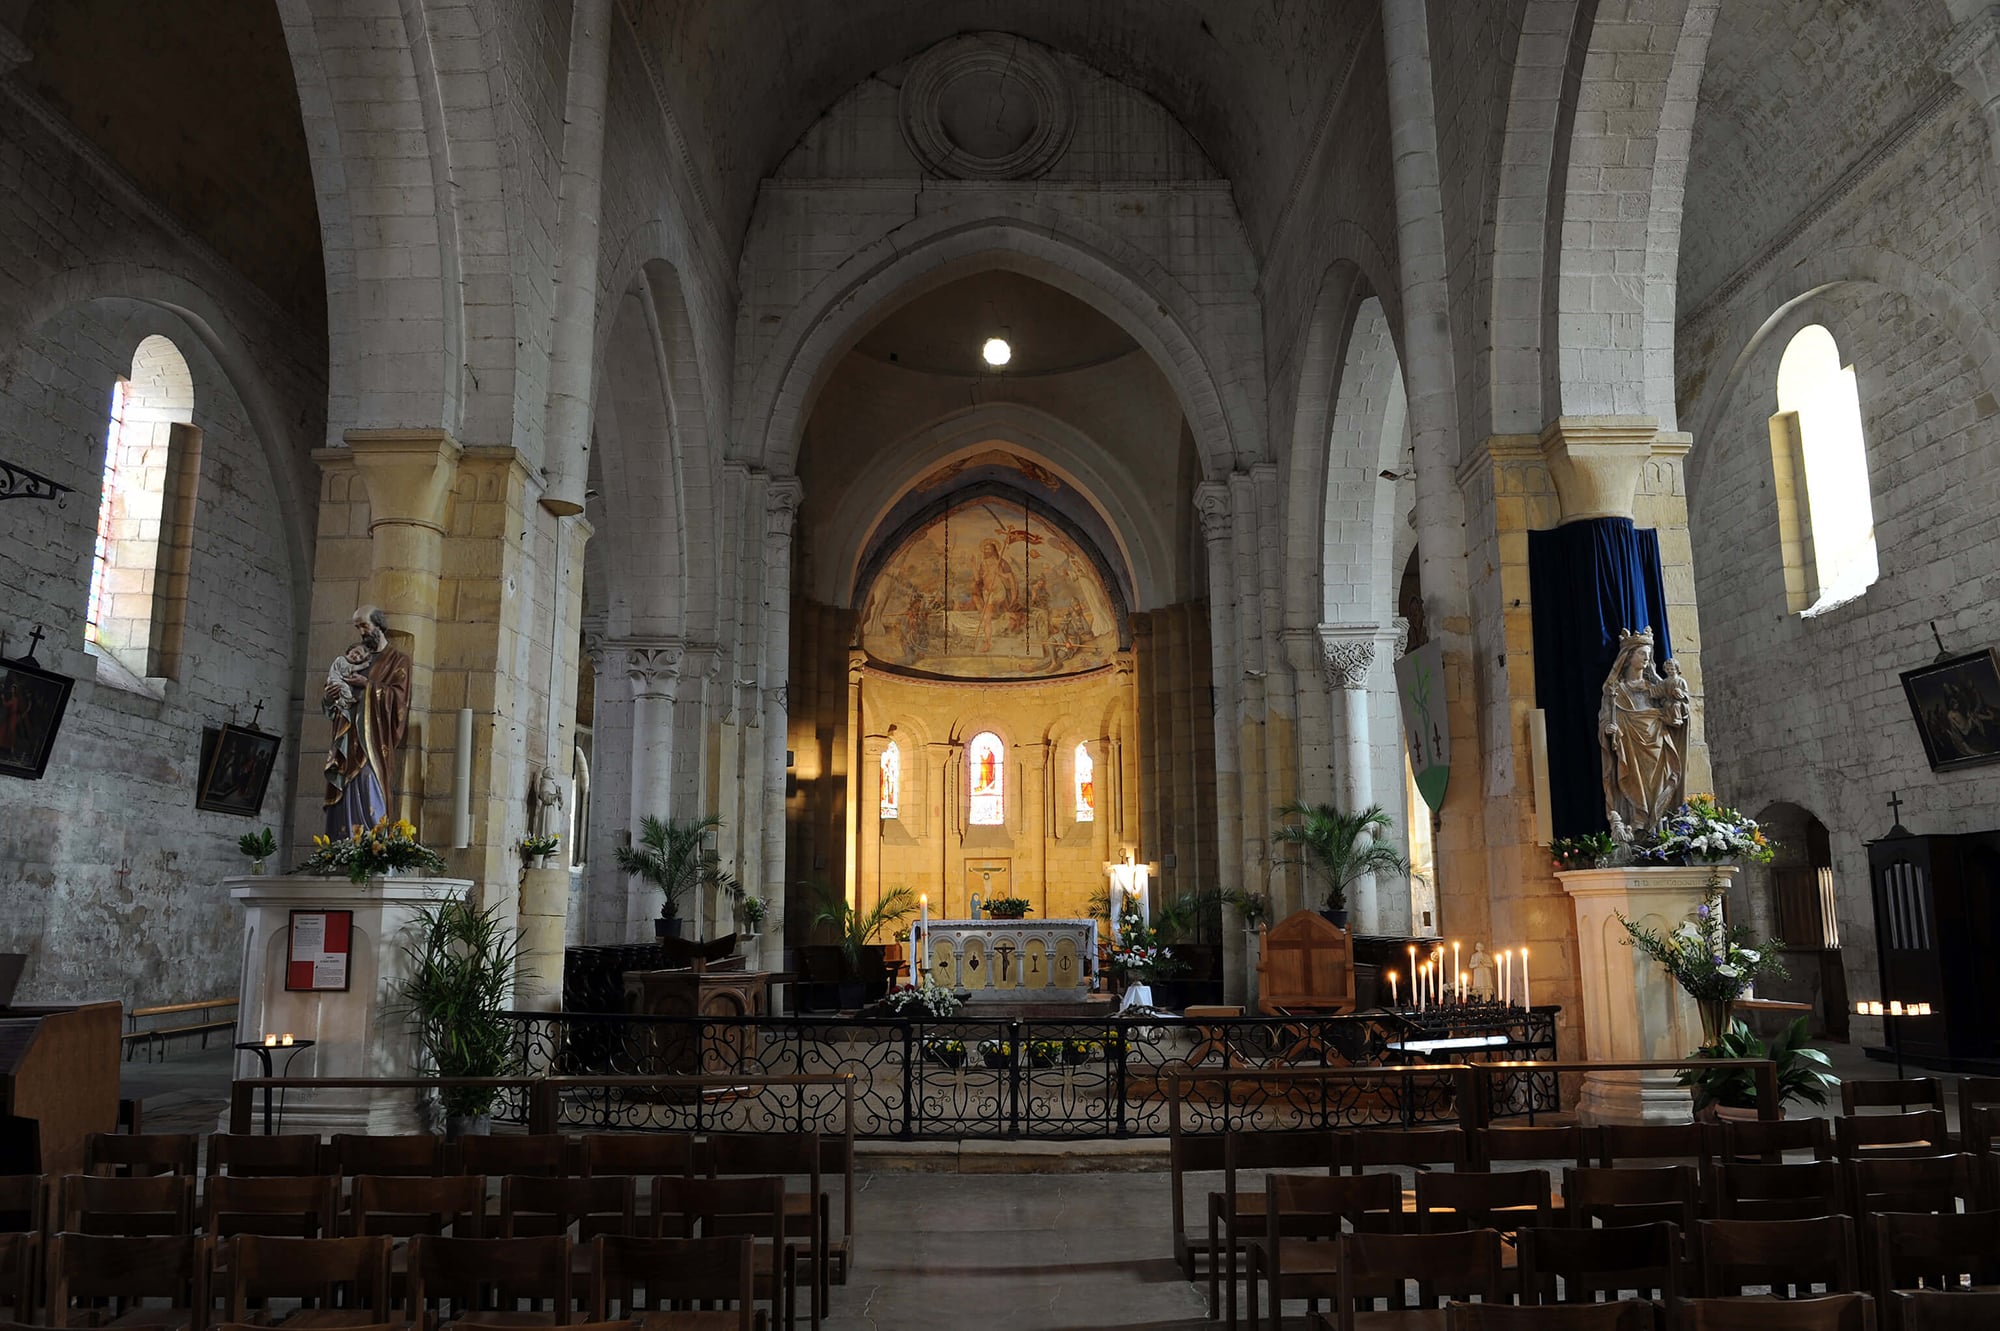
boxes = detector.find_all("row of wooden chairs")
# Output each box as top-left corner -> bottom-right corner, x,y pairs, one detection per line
1438,1291 -> 1999,1330
0,1230 -> 775,1331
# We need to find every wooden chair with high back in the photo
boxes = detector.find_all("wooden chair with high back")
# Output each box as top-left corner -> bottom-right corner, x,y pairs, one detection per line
1562,1164 -> 1699,1231
1167,1129 -> 1227,1281
1847,1153 -> 1974,1219
1211,1130 -> 1340,1324
1697,1215 -> 1860,1299
1328,1228 -> 1507,1330
1414,1168 -> 1552,1236
1255,910 -> 1356,1017
1836,1111 -> 1952,1161
1843,1078 -> 1946,1117
0,1175 -> 42,1234
405,1234 -> 574,1327
205,1133 -> 323,1179
226,1233 -> 394,1328
1716,1159 -> 1844,1220
652,1176 -> 794,1331
1679,1293 -> 1876,1330
458,1135 -> 573,1179
1244,1173 -> 1400,1331
1894,1289 -> 2000,1330
1720,1116 -> 1833,1164
84,1131 -> 199,1177
203,1174 -> 341,1240
1444,1301 -> 1654,1330
48,1231 -> 209,1331
331,1134 -> 446,1178
59,1172 -> 197,1235
499,1174 -> 636,1240
0,1231 -> 35,1326
1480,1124 -> 1596,1172
813,1128 -> 858,1286
1955,1076 -> 2000,1153
593,1234 -> 760,1331
1871,1210 -> 2000,1307
704,1133 -> 826,1326
1517,1221 -> 1682,1308
1346,1126 -> 1468,1175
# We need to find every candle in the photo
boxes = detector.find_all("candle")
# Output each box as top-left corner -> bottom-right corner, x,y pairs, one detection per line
280,1033 -> 294,1046
1889,1000 -> 1904,1016
1519,948 -> 1530,1011
263,1034 -> 276,1047
1459,970 -> 1468,1004
1855,1000 -> 1868,1016
1499,950 -> 1509,1006
1452,941 -> 1461,998
1388,970 -> 1398,1007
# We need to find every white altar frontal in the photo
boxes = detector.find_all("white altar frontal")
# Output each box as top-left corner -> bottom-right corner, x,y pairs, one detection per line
917,919 -> 1098,1001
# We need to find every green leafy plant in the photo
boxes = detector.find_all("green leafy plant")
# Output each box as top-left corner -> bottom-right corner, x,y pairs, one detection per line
1619,885 -> 1788,1003
237,827 -> 277,862
1679,1016 -> 1838,1113
1225,888 -> 1273,929
1551,832 -> 1617,871
394,898 -> 523,1120
1154,887 -> 1225,944
519,832 -> 560,860
982,895 -> 1032,919
615,814 -> 738,923
300,817 -> 447,884
1272,802 -> 1414,913
813,883 -> 919,977
739,895 -> 768,933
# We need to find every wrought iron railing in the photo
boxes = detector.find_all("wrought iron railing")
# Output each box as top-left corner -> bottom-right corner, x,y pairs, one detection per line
495,1006 -> 1559,1139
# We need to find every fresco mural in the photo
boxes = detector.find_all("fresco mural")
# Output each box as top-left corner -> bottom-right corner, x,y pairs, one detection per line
859,495 -> 1121,678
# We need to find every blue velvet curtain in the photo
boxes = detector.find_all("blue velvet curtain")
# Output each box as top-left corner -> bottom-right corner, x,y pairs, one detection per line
1528,517 -> 1673,840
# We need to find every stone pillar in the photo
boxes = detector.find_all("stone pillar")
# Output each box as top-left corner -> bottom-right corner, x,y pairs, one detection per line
760,480 -> 803,976
1195,482 -> 1247,1005
1317,624 -> 1378,930
624,642 -> 681,932
843,648 -> 866,909
1558,865 -> 1734,1124
675,644 -> 721,933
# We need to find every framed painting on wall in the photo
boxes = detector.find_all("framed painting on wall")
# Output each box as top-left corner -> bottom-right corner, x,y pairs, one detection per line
1901,647 -> 2000,773
0,655 -> 73,781
196,723 -> 282,815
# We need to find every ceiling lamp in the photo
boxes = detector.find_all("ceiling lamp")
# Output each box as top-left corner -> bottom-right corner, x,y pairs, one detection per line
981,336 -> 1013,367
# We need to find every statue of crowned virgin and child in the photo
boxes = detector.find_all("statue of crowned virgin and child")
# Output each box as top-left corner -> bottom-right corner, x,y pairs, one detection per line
1599,626 -> 1691,843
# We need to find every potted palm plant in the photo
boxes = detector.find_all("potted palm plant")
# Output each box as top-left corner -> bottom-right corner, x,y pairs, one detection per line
813,883 -> 919,1009
615,813 -> 738,939
1272,802 -> 1413,930
396,897 -> 522,1137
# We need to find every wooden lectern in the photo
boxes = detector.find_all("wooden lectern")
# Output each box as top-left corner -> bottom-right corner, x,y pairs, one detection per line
1255,911 -> 1357,1015
624,958 -> 775,1076
0,1001 -> 120,1174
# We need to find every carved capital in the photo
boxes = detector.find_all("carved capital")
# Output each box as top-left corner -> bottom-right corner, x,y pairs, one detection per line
1317,623 -> 1378,691
766,476 -> 804,541
343,428 -> 463,534
1539,416 -> 1659,523
624,641 -> 684,701
1194,481 -> 1232,544
1392,616 -> 1411,660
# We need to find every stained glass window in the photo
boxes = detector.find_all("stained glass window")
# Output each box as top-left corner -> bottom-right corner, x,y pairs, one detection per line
1074,742 -> 1095,822
880,740 -> 901,819
968,731 -> 1004,825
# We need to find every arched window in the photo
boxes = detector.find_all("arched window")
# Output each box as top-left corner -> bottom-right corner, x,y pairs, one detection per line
1074,742 -> 1095,822
968,731 -> 1004,825
1771,325 -> 1879,615
880,740 -> 901,819
84,335 -> 197,679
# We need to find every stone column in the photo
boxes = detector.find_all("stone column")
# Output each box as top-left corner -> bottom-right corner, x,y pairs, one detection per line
624,642 -> 682,932
1318,623 -> 1379,930
760,480 -> 803,976
675,644 -> 721,934
1196,482 -> 1247,1005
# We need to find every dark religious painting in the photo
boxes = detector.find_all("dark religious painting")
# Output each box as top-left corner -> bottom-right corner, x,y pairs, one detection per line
196,723 -> 281,815
0,656 -> 72,780
1901,648 -> 2000,773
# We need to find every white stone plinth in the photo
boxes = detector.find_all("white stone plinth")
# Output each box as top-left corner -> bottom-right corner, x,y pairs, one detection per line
229,874 -> 472,1134
1557,864 -> 1736,1125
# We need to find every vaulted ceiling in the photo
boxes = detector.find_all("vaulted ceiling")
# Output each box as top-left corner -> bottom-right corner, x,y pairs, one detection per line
623,0 -> 1371,254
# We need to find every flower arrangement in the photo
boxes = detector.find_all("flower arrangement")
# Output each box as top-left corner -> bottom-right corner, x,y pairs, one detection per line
519,832 -> 560,861
977,1038 -> 1013,1067
1631,795 -> 1776,866
1107,898 -> 1179,984
1550,831 -> 1617,871
883,979 -> 962,1019
1618,885 -> 1787,1005
237,827 -> 277,870
1225,888 -> 1272,929
983,895 -> 1033,919
921,1036 -> 965,1067
739,895 -> 768,934
300,817 -> 447,884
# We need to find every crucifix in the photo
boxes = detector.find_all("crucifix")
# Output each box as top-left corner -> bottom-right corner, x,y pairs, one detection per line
1886,790 -> 1908,834
994,941 -> 1016,983
250,699 -> 266,729
22,625 -> 46,665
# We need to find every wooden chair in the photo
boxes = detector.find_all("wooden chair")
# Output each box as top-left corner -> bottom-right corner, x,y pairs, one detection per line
462,1323 -> 633,1331
592,1234 -> 760,1331
1255,910 -> 1356,1016
1697,1215 -> 1860,1299
204,1133 -> 321,1178
225,1233 -> 394,1327
1480,1124 -> 1595,1172
1445,1301 -> 1654,1330
1894,1289 -> 2000,1330
1211,1130 -> 1340,1323
652,1177 -> 794,1331
0,1175 -> 43,1233
1517,1221 -> 1682,1306
1847,1154 -> 1973,1218
1346,1126 -> 1467,1174
1562,1164 -> 1698,1231
0,1231 -> 35,1325
1414,1168 -> 1552,1236
1843,1078 -> 1946,1116
1240,1175 -> 1400,1327
1720,1116 -> 1833,1163
1870,1210 -> 2000,1303
1964,1105 -> 2000,1162
580,1133 -> 697,1179
48,1232 -> 209,1331
1167,1130 -> 1226,1281
1716,1160 -> 1844,1220
1836,1111 -> 1951,1161
84,1131 -> 199,1177
1328,1228 -> 1506,1329
405,1234 -> 573,1326
813,1129 -> 859,1285
703,1134 -> 825,1327
1679,1293 -> 1875,1330
499,1174 -> 636,1239
1598,1123 -> 1710,1167
202,1174 -> 340,1239
59,1172 -> 197,1235
331,1135 -> 445,1178
1241,1172 -> 1399,1331
349,1174 -> 486,1239
1954,1077 -> 2000,1153
458,1135 -> 573,1179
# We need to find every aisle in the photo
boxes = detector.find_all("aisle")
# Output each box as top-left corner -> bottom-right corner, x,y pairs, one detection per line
825,1171 -> 1207,1331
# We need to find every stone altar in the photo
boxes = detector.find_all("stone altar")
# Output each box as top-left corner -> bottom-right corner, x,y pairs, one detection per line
918,919 -> 1097,1001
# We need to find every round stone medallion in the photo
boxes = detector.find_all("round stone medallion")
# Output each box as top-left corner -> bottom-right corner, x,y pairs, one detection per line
900,34 -> 1074,181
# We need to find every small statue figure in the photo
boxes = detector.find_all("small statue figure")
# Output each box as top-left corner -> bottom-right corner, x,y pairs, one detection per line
1598,627 -> 1689,842
1469,941 -> 1495,1001
530,764 -> 565,840
322,605 -> 411,837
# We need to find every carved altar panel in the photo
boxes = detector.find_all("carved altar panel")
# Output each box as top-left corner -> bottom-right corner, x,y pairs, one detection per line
922,919 -> 1098,1001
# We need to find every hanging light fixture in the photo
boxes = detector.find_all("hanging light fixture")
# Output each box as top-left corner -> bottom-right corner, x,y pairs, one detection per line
981,336 -> 1013,367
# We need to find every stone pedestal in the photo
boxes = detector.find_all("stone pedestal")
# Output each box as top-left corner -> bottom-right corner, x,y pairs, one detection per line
516,865 -> 570,1011
1557,864 -> 1735,1125
229,874 -> 472,1133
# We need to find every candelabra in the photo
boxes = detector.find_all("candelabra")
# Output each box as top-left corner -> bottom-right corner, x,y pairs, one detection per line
1853,997 -> 1934,1079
